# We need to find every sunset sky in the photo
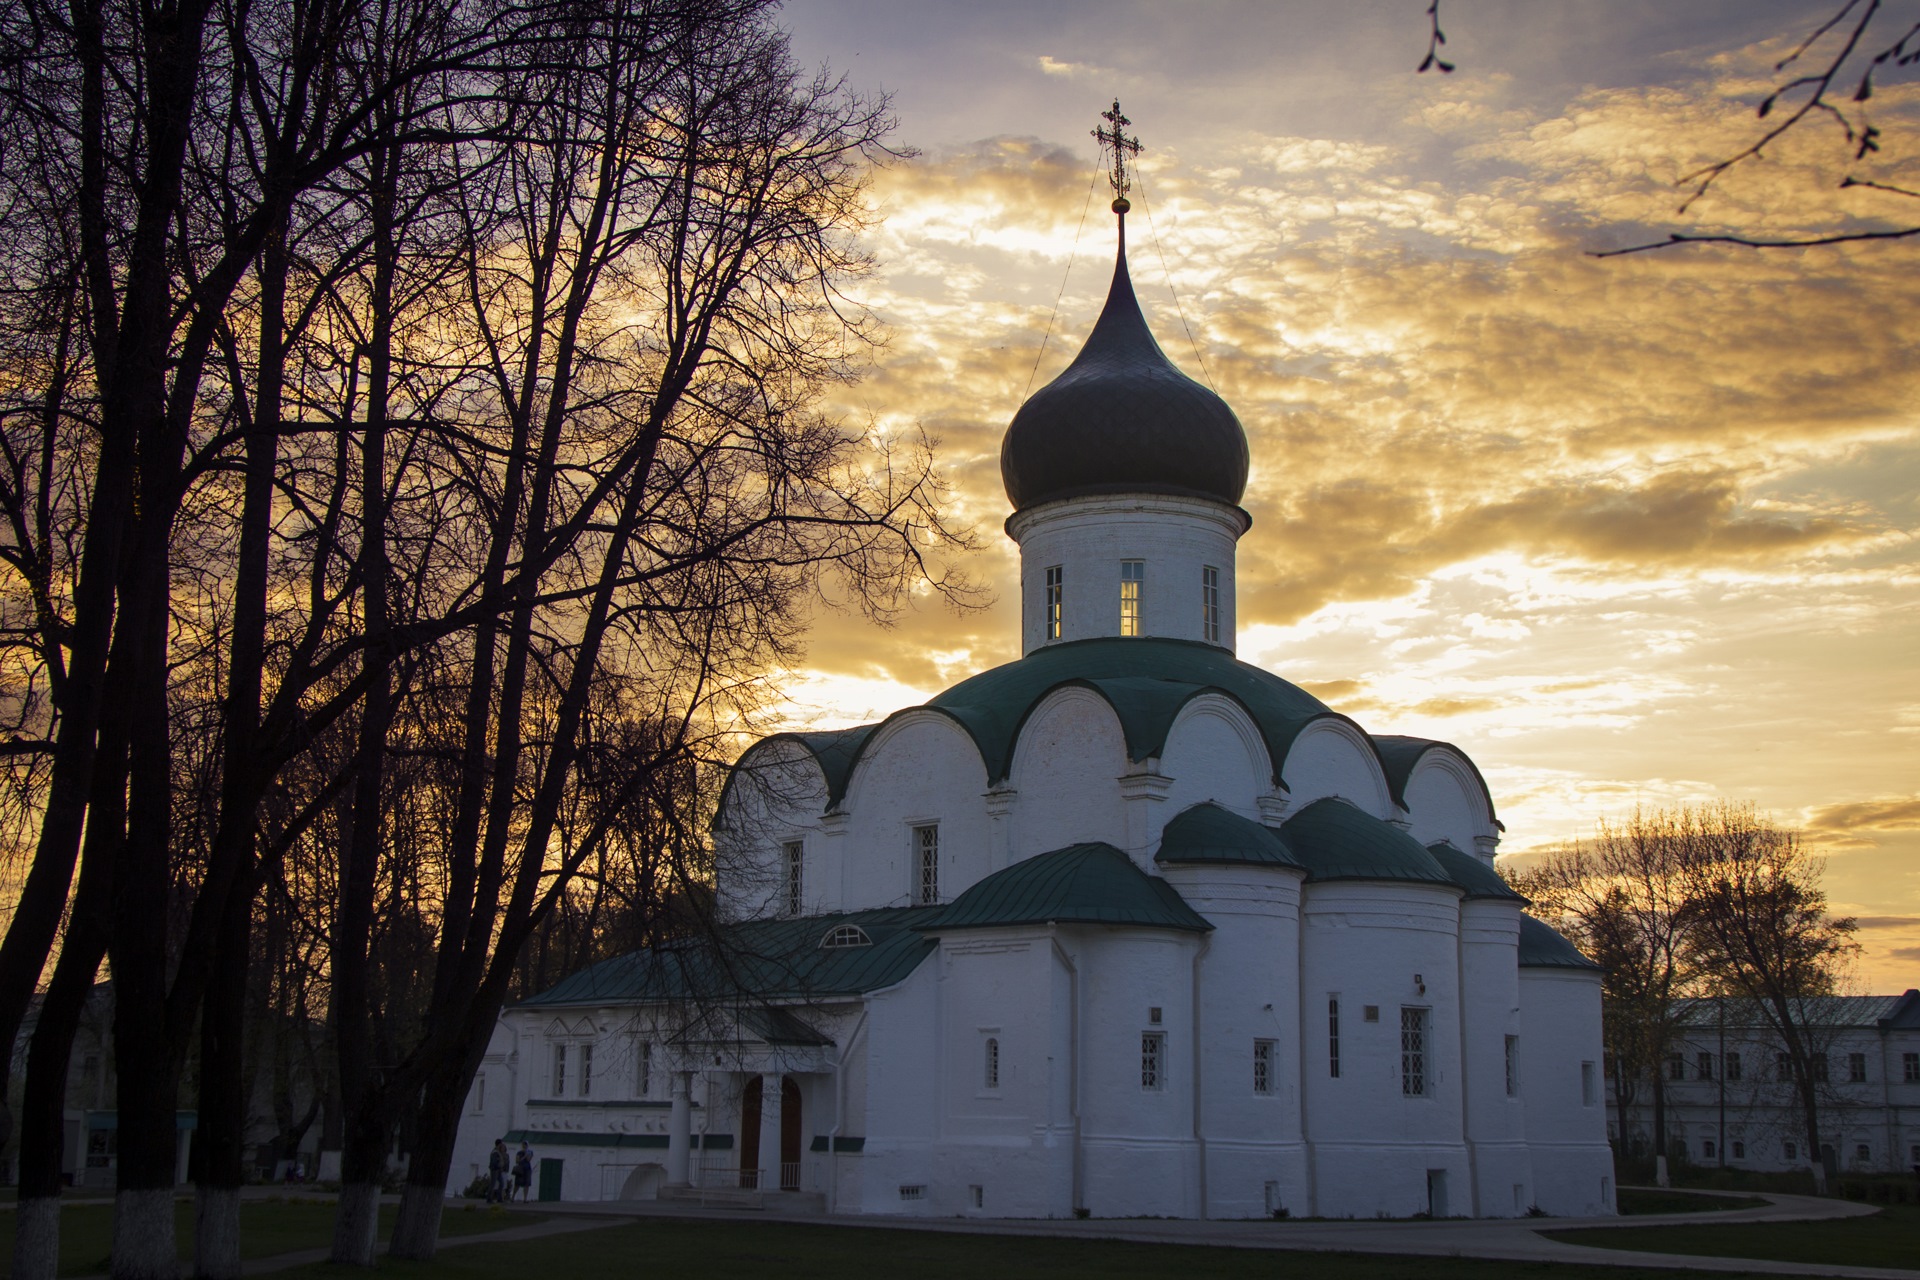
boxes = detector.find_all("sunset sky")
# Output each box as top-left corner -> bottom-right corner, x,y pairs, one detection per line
772,0 -> 1920,989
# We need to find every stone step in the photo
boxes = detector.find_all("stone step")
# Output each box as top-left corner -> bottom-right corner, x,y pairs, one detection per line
654,1185 -> 828,1213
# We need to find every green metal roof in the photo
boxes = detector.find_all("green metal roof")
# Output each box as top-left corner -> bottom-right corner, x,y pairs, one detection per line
916,843 -> 1213,934
1427,841 -> 1527,902
1279,797 -> 1457,888
519,907 -> 935,1007
925,637 -> 1358,796
1155,802 -> 1303,869
1517,914 -> 1603,971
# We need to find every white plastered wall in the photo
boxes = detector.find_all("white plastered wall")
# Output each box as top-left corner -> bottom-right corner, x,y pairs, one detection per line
1457,900 -> 1531,1216
1402,748 -> 1497,861
839,711 -> 990,910
713,739 -> 830,921
1157,694 -> 1269,829
1278,719 -> 1392,819
1519,967 -> 1615,1215
1007,687 -> 1128,860
1008,495 -> 1246,654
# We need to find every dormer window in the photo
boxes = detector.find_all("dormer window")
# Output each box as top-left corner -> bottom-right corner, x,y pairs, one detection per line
821,924 -> 872,949
1119,560 -> 1144,636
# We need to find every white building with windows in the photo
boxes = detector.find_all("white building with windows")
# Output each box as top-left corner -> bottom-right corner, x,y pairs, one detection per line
1608,992 -> 1920,1178
450,198 -> 1615,1220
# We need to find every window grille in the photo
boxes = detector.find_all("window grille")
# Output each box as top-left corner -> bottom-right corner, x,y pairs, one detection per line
1848,1052 -> 1867,1083
1505,1035 -> 1519,1096
1776,1051 -> 1793,1082
1328,999 -> 1340,1078
914,824 -> 939,905
1732,1140 -> 1745,1159
1784,1141 -> 1798,1160
898,1185 -> 926,1201
783,840 -> 803,916
1201,566 -> 1220,643
969,1185 -> 984,1209
984,1037 -> 1000,1090
821,924 -> 872,948
1045,566 -> 1063,640
579,1043 -> 593,1098
638,1042 -> 652,1097
1141,1032 -> 1165,1091
1253,1040 -> 1275,1095
1667,1053 -> 1685,1080
551,1044 -> 567,1096
1400,1007 -> 1428,1097
1697,1051 -> 1713,1081
1727,1051 -> 1742,1081
1856,1143 -> 1870,1162
1702,1139 -> 1715,1159
1119,560 -> 1144,636
1905,1052 -> 1919,1083
1811,1053 -> 1829,1083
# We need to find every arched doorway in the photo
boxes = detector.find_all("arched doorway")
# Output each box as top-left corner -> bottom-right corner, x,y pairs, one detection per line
779,1076 -> 803,1191
738,1076 -> 762,1188
619,1163 -> 665,1200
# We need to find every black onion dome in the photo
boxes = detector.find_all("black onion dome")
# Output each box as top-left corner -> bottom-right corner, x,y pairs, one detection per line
1001,224 -> 1249,512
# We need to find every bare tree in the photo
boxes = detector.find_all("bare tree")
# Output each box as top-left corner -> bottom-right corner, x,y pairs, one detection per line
1678,801 -> 1859,1193
1512,807 -> 1704,1188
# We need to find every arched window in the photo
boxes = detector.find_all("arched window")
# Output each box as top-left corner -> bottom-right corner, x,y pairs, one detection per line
820,924 -> 871,949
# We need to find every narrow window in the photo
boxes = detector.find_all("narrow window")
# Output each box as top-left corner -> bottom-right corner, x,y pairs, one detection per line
1667,1053 -> 1685,1081
1400,1007 -> 1428,1097
1855,1143 -> 1870,1162
551,1043 -> 567,1096
1702,1139 -> 1715,1159
1784,1140 -> 1797,1161
1328,999 -> 1341,1078
1697,1051 -> 1713,1081
1847,1052 -> 1867,1083
1776,1051 -> 1793,1082
1505,1035 -> 1520,1097
1201,565 -> 1220,643
898,1184 -> 926,1201
913,824 -> 939,905
1044,565 -> 1063,641
969,1185 -> 984,1209
1119,560 -> 1144,636
1253,1039 -> 1275,1095
1581,1060 -> 1597,1107
1906,1052 -> 1920,1083
1732,1140 -> 1745,1160
1811,1053 -> 1829,1083
984,1036 -> 1000,1090
473,1072 -> 487,1115
638,1041 -> 653,1097
579,1043 -> 594,1098
1726,1051 -> 1742,1082
1141,1032 -> 1165,1091
783,840 -> 804,916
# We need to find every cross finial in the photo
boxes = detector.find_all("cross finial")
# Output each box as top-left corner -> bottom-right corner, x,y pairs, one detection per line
1092,99 -> 1143,212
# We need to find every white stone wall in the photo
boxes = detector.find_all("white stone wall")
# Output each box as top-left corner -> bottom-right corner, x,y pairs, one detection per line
1278,719 -> 1393,818
1162,863 -> 1309,1218
1297,881 -> 1471,1217
1518,968 -> 1615,1215
1006,688 -> 1128,861
1401,748 -> 1497,860
1007,495 -> 1246,654
1458,900 -> 1531,1215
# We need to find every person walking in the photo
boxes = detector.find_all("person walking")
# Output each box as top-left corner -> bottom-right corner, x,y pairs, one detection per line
488,1139 -> 509,1203
513,1141 -> 534,1202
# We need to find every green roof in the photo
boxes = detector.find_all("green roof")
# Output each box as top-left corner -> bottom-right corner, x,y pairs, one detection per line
520,907 -> 935,1006
917,843 -> 1213,934
1427,841 -> 1526,902
1371,735 -> 1500,827
1517,914 -> 1603,971
1155,802 -> 1303,869
1279,798 -> 1456,888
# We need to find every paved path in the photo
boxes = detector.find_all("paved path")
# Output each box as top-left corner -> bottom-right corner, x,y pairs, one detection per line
64,1184 -> 1920,1279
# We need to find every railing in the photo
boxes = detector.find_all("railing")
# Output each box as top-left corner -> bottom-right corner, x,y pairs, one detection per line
780,1160 -> 801,1192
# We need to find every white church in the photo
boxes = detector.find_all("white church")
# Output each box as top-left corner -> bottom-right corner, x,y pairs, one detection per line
452,134 -> 1616,1221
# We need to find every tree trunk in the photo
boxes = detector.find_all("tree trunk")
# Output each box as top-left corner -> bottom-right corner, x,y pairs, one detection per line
192,881 -> 254,1279
331,1180 -> 384,1266
12,1199 -> 61,1280
1651,1068 -> 1669,1186
389,1048 -> 487,1260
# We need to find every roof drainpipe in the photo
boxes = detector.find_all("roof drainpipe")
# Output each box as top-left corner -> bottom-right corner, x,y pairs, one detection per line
827,1005 -> 869,1214
1049,927 -> 1082,1215
1191,930 -> 1213,1219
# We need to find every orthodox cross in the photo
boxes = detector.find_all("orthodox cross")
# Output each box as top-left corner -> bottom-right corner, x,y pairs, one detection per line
1092,99 -> 1143,207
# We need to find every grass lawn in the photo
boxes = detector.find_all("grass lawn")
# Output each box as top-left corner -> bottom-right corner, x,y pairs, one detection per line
0,1197 -> 535,1276
264,1219 -> 1720,1280
1546,1202 -> 1920,1270
1613,1188 -> 1767,1215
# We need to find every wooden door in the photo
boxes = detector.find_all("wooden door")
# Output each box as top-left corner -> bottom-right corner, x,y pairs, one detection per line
779,1076 -> 802,1190
738,1075 -> 762,1188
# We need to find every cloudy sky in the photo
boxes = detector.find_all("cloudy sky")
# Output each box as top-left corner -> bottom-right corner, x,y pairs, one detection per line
771,0 -> 1920,989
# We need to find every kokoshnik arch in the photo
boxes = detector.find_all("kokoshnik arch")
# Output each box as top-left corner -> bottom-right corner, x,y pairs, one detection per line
450,105 -> 1615,1220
